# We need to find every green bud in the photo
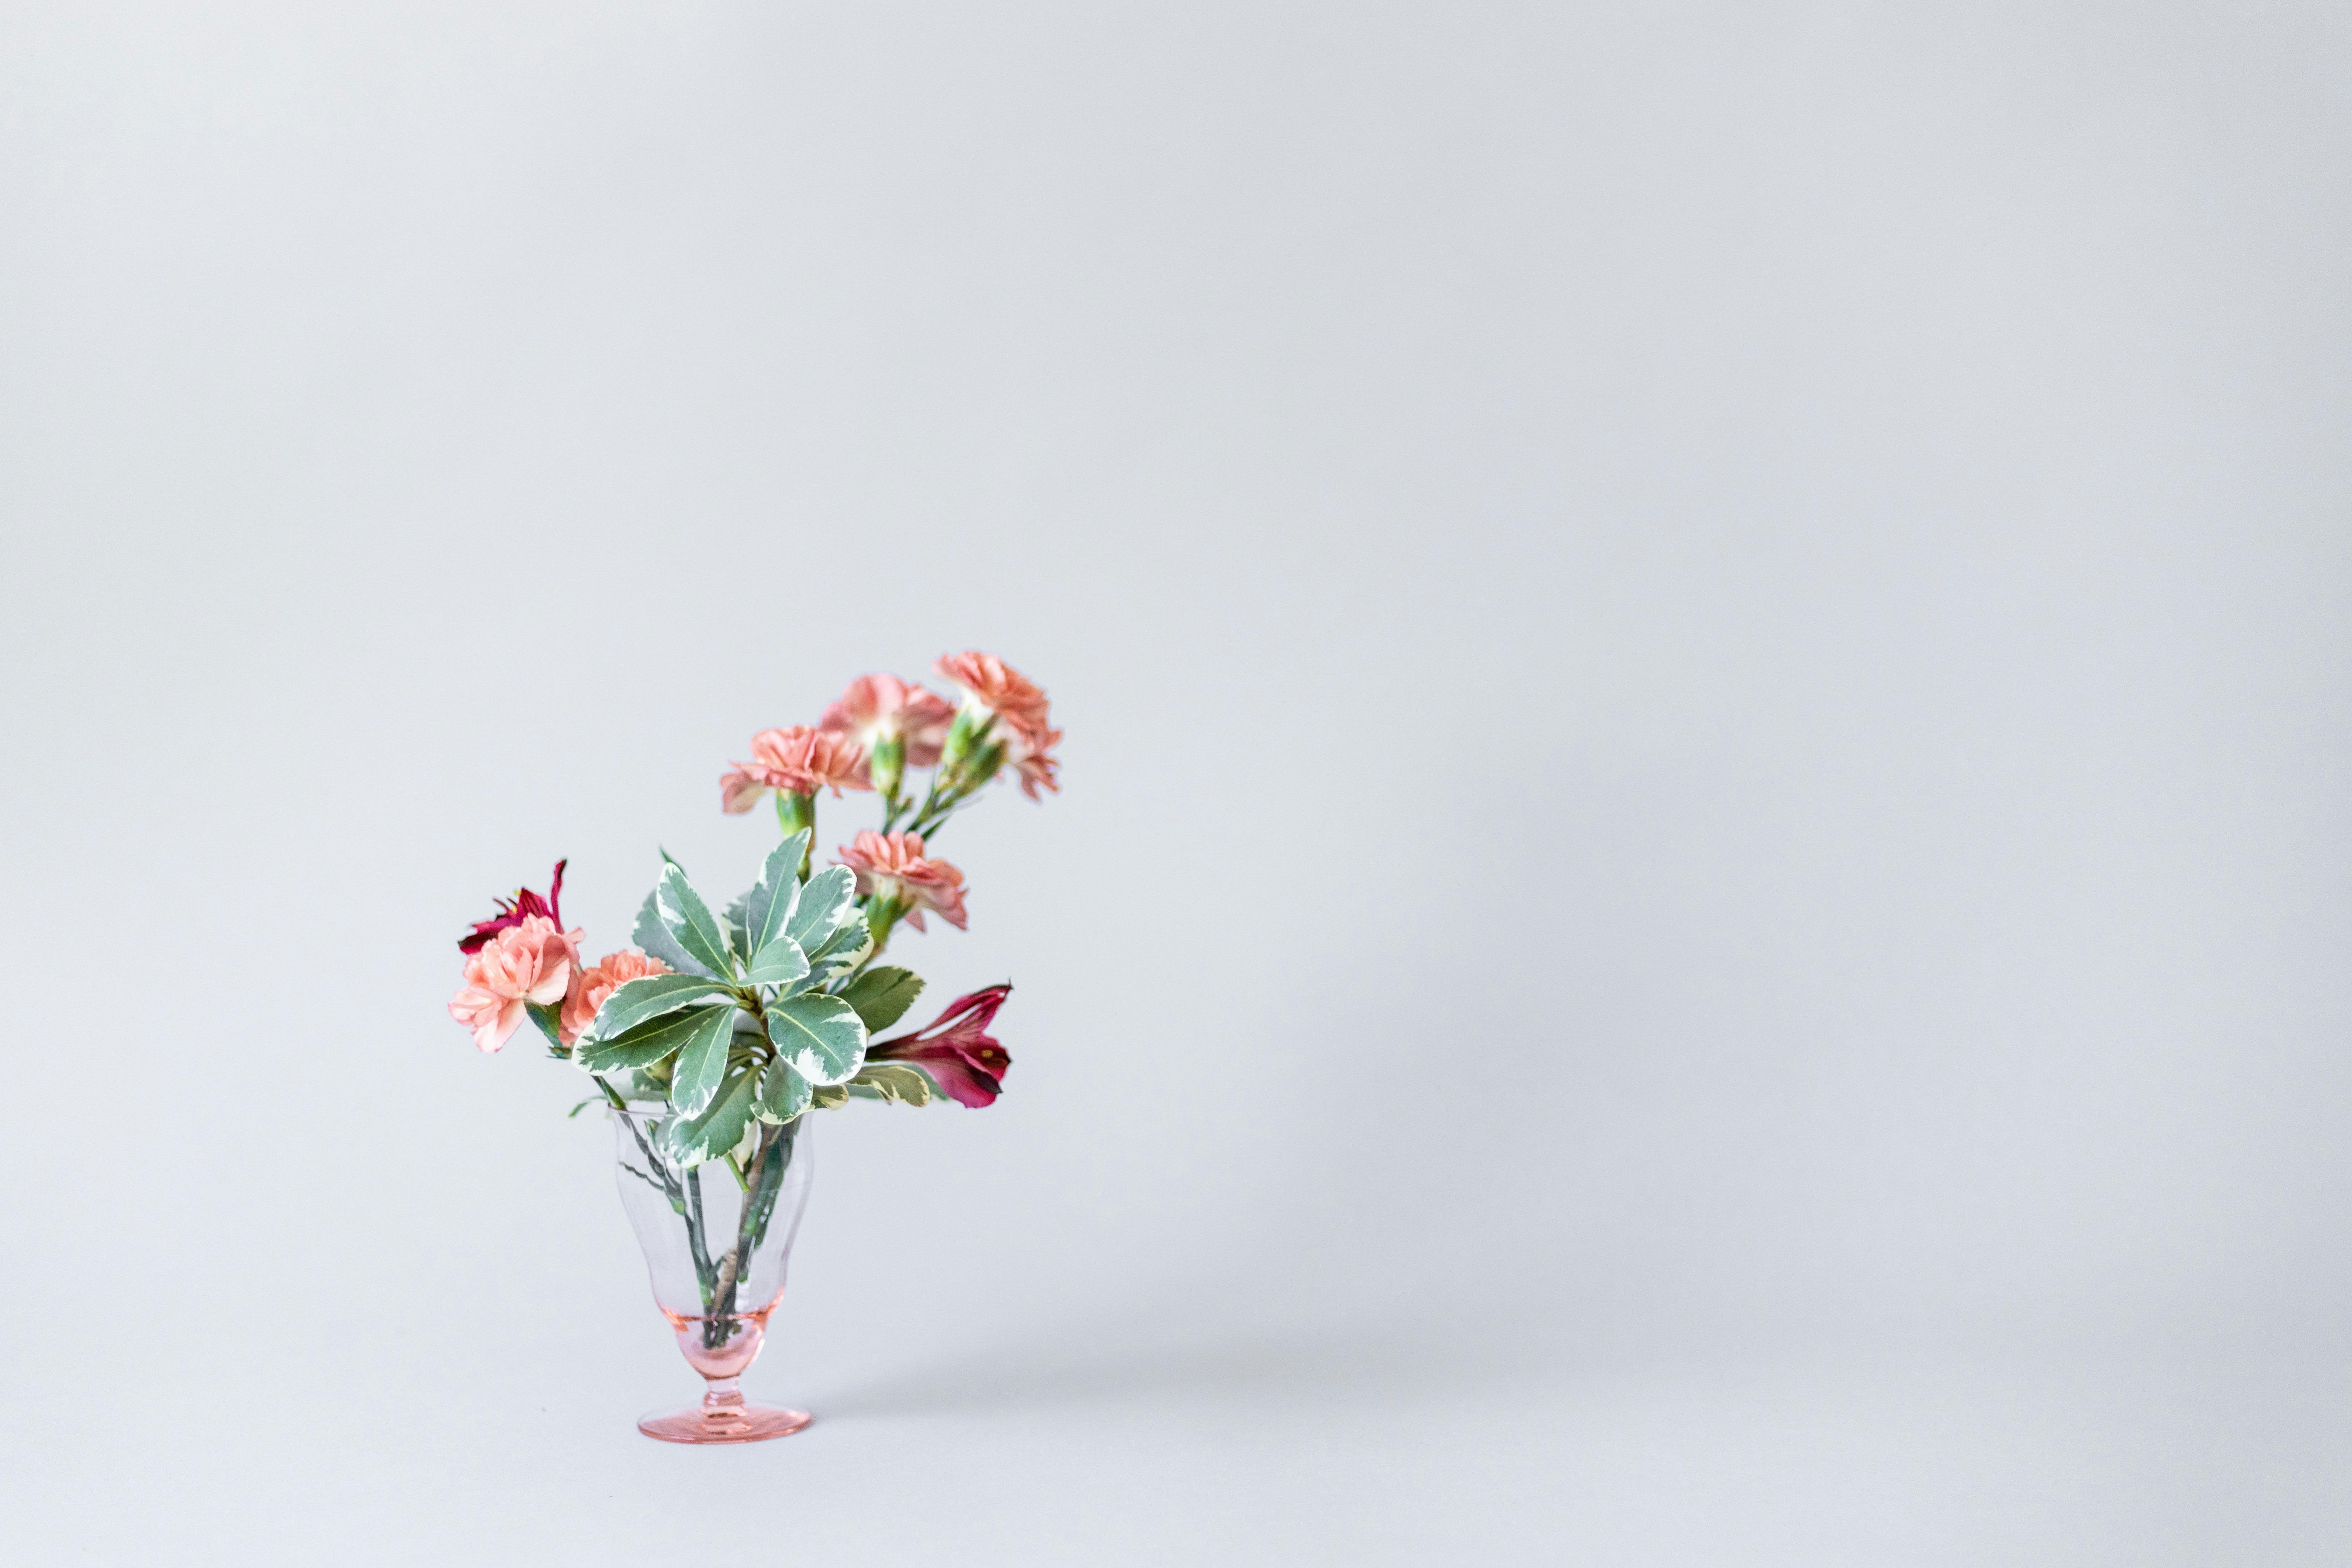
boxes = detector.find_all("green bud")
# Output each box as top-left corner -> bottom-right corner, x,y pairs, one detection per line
870,734 -> 906,799
774,791 -> 816,877
940,707 -> 981,770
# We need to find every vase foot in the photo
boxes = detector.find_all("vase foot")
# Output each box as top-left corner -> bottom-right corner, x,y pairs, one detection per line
637,1403 -> 812,1444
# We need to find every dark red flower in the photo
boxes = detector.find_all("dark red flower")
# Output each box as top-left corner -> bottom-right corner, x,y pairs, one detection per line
458,859 -> 568,953
868,983 -> 1013,1108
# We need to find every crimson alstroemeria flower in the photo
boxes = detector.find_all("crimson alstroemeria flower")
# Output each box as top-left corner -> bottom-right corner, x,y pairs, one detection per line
867,983 -> 1013,1108
458,860 -> 568,953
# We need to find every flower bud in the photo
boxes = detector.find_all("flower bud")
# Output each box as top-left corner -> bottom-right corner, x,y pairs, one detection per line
870,733 -> 906,799
939,706 -> 982,772
775,788 -> 815,839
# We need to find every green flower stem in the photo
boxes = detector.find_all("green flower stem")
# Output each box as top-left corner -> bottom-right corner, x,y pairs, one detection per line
684,1166 -> 717,1310
863,896 -> 905,967
774,790 -> 815,878
906,778 -> 984,842
709,1120 -> 781,1331
906,771 -> 944,835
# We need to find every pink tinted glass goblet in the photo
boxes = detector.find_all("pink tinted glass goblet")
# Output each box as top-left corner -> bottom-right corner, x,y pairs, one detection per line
610,1102 -> 817,1443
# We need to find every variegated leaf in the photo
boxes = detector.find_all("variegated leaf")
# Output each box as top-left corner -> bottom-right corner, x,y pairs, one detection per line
809,916 -> 873,974
744,931 -> 810,988
667,1003 -> 739,1116
848,1062 -> 934,1107
755,1059 -> 812,1123
839,966 -> 924,1032
579,973 -> 733,1045
809,1083 -> 850,1110
659,1066 -> 761,1169
654,861 -> 737,979
744,832 -> 809,958
785,864 -> 859,954
722,893 -> 753,963
634,887 -> 715,979
574,1004 -> 729,1076
764,991 -> 867,1086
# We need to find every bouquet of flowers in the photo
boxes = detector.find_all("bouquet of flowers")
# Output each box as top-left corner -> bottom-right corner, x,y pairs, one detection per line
445,651 -> 1060,1443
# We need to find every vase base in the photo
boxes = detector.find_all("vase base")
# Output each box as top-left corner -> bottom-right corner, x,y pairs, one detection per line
637,1403 -> 812,1444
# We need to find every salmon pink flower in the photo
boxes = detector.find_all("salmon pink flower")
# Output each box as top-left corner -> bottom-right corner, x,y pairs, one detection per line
720,725 -> 872,812
559,948 -> 673,1047
1004,724 -> 1063,800
868,983 -> 1013,1107
836,828 -> 968,932
933,651 -> 1052,744
819,675 -> 956,767
448,916 -> 578,1053
458,860 -> 569,953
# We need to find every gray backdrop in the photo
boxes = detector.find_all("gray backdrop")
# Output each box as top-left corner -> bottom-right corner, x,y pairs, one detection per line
3,3 -> 2346,1562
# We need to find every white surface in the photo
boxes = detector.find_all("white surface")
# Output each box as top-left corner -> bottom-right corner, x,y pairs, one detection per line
2,2 -> 2347,1561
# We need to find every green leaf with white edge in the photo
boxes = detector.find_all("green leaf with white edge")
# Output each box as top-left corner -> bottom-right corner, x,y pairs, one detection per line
659,1066 -> 761,1169
848,1063 -> 934,1107
785,864 -> 860,954
616,1062 -> 671,1100
634,888 -> 715,979
666,1004 -> 739,1117
764,990 -> 868,1086
579,973 -> 734,1045
839,967 -> 925,1032
722,892 -> 753,963
756,1059 -> 812,1123
730,1117 -> 769,1168
809,1083 -> 850,1110
744,930 -> 811,988
574,1004 -> 730,1076
654,861 -> 738,980
809,918 -> 873,974
744,832 -> 809,957
527,1001 -> 565,1051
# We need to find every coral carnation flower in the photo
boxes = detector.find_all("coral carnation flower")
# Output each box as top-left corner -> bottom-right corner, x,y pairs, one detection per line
933,651 -> 1052,744
720,725 -> 873,812
819,674 -> 956,768
559,948 -> 673,1047
449,916 -> 578,1053
1004,724 -> 1063,800
868,983 -> 1013,1108
835,828 -> 968,932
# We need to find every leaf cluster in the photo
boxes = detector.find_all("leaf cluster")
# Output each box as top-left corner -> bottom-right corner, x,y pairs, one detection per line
570,831 -> 934,1165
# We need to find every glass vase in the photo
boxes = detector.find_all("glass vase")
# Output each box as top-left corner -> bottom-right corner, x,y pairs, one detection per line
609,1102 -> 818,1443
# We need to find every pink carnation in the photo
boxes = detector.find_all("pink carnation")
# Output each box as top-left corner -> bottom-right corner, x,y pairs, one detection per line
819,674 -> 956,767
836,828 -> 969,932
1003,724 -> 1063,800
448,915 -> 579,1054
721,725 -> 873,812
560,948 -> 673,1047
933,651 -> 1052,745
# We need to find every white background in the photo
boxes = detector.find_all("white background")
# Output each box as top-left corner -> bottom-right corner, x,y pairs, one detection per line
3,3 -> 2348,1562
